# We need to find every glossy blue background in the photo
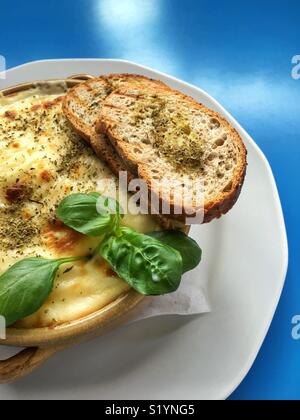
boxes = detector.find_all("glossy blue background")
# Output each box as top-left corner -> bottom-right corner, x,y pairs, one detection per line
0,0 -> 299,400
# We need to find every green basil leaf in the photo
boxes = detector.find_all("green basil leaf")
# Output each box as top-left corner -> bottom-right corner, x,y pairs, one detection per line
100,227 -> 183,296
149,231 -> 202,273
0,257 -> 82,326
56,193 -> 120,237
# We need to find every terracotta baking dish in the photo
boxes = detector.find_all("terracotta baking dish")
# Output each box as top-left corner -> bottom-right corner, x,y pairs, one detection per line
0,75 -> 152,383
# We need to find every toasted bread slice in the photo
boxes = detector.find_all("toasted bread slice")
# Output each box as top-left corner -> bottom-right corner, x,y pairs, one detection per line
97,84 -> 247,223
63,75 -> 176,229
63,74 -> 167,176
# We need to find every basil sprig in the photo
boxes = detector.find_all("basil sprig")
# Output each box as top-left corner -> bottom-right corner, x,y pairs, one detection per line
0,257 -> 84,326
100,227 -> 183,295
0,192 -> 203,327
148,231 -> 202,273
56,193 -> 122,237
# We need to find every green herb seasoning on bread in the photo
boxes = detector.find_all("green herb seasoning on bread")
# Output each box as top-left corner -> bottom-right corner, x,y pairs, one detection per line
97,81 -> 247,223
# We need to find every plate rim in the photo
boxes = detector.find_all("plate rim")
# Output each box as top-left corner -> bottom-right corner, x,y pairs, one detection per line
1,58 -> 289,400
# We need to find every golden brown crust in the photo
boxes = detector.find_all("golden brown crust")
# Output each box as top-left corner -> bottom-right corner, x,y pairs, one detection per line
63,88 -> 95,146
104,73 -> 167,88
203,159 -> 246,223
97,84 -> 247,224
200,123 -> 247,223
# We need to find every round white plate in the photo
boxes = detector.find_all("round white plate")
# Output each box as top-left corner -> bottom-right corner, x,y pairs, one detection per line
0,59 -> 288,400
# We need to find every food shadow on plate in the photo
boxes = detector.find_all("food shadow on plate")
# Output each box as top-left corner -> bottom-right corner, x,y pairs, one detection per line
8,314 -> 206,392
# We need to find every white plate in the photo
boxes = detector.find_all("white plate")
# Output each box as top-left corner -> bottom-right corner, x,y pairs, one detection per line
0,60 -> 288,400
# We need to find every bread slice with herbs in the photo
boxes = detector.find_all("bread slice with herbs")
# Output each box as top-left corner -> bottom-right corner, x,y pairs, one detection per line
63,74 -> 167,176
97,83 -> 247,223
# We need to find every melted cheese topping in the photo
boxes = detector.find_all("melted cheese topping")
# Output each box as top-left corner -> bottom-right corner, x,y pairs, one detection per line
0,87 -> 158,328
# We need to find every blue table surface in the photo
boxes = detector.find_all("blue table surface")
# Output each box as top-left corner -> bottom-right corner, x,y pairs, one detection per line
0,0 -> 299,400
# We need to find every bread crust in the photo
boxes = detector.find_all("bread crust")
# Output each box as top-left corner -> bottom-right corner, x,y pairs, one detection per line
63,73 -> 167,161
63,74 -> 165,133
97,84 -> 247,224
63,74 -> 247,224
